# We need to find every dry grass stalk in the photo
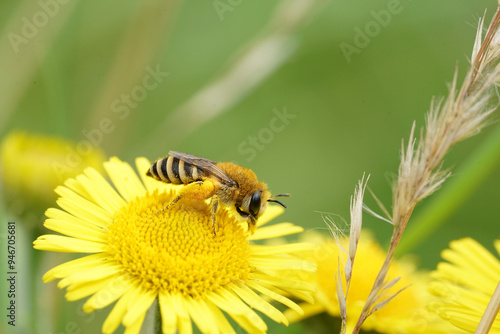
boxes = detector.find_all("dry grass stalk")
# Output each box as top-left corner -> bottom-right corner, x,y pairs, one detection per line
348,8 -> 500,334
339,175 -> 368,334
475,281 -> 500,334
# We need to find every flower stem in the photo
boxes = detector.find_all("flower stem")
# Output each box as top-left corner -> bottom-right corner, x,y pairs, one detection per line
154,298 -> 162,334
475,280 -> 500,334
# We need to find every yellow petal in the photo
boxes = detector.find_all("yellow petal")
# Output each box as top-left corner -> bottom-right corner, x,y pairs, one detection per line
257,205 -> 284,227
45,208 -> 103,231
42,253 -> 108,282
205,288 -> 248,315
177,313 -> 193,334
230,283 -> 288,325
44,219 -> 106,243
284,302 -> 324,323
159,292 -> 178,334
171,292 -> 189,319
184,297 -> 219,334
65,273 -> 119,301
84,167 -> 127,209
72,173 -> 122,213
250,242 -> 314,255
249,223 -> 303,240
250,272 -> 316,293
34,235 -> 106,253
206,301 -> 235,334
104,157 -> 146,201
446,238 -> 500,286
122,287 -> 156,327
250,257 -> 316,272
102,285 -> 140,334
447,310 -> 484,332
56,196 -> 111,228
246,280 -> 303,314
63,177 -> 92,203
494,239 -> 500,256
228,311 -> 267,334
58,263 -> 122,289
124,311 -> 146,334
55,185 -> 113,220
83,275 -> 133,312
284,289 -> 315,305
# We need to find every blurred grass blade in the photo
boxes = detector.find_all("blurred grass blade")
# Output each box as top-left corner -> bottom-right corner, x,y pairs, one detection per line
396,124 -> 500,255
147,34 -> 297,144
130,0 -> 325,158
84,0 -> 179,153
41,50 -> 69,136
0,1 -> 79,131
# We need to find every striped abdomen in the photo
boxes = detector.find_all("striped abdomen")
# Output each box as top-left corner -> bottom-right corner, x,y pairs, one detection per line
147,156 -> 205,184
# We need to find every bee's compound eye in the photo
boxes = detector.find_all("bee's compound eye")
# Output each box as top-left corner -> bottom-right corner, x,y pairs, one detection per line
249,191 -> 261,217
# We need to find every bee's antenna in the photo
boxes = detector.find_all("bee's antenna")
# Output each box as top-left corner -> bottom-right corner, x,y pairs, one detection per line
267,199 -> 287,208
268,194 -> 290,208
270,193 -> 291,199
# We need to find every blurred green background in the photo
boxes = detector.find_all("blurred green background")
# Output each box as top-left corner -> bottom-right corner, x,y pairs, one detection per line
1,0 -> 499,333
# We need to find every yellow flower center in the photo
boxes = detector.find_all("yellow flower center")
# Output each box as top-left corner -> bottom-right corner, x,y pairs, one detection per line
106,190 -> 251,299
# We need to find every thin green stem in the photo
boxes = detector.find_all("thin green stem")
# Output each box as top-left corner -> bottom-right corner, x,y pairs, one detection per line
396,124 -> 500,255
154,298 -> 162,334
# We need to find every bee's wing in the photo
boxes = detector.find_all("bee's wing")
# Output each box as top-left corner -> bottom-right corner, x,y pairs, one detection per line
169,151 -> 237,187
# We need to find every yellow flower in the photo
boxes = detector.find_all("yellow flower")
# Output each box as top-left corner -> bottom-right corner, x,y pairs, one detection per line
285,232 -> 460,334
0,130 -> 105,217
428,237 -> 500,333
33,157 -> 315,334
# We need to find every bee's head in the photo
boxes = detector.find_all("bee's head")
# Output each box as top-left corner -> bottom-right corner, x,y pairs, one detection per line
236,190 -> 290,224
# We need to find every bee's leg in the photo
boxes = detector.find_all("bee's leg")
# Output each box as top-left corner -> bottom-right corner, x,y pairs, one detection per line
209,196 -> 219,236
247,218 -> 257,235
155,191 -> 186,214
164,194 -> 182,209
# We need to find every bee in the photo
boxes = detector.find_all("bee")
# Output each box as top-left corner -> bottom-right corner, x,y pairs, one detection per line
146,151 -> 289,234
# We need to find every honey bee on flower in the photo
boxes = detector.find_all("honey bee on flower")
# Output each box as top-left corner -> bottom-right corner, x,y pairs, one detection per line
146,151 -> 290,234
